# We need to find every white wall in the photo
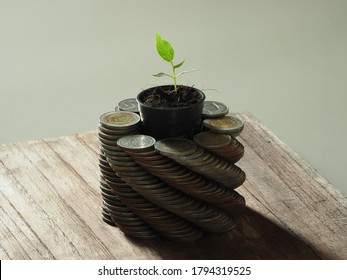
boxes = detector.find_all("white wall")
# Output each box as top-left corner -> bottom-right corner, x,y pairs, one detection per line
1,0 -> 346,195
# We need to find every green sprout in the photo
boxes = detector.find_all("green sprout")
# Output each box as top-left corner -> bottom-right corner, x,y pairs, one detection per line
153,33 -> 197,94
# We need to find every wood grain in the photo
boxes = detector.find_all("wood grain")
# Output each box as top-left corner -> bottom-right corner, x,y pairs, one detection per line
0,112 -> 346,259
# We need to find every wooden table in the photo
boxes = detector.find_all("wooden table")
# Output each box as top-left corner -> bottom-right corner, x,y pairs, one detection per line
1,113 -> 346,260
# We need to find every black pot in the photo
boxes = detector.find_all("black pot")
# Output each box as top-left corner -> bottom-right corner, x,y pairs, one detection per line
137,85 -> 205,139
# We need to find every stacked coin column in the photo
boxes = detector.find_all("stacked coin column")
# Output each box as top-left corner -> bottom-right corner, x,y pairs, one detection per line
98,111 -> 205,242
116,135 -> 238,234
98,111 -> 159,239
97,103 -> 248,241
151,137 -> 246,215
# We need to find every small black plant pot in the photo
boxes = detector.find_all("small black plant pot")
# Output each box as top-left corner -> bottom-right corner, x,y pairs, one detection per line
137,85 -> 205,139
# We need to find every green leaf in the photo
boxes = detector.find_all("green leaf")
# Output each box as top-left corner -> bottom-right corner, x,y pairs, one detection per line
174,60 -> 185,69
153,72 -> 173,78
176,69 -> 198,77
156,33 -> 174,62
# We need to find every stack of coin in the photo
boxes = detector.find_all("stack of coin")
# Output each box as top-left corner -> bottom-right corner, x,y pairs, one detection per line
117,135 -> 238,233
98,111 -> 148,237
97,108 -> 247,240
99,151 -> 159,239
98,111 -> 141,143
97,111 -> 141,182
121,136 -> 246,215
203,115 -> 244,137
202,101 -> 229,118
102,134 -> 203,242
99,175 -> 117,227
193,131 -> 244,163
154,138 -> 246,189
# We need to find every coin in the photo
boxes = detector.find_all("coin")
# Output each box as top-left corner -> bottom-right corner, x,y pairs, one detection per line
203,138 -> 244,163
154,138 -> 197,157
97,135 -> 118,146
107,157 -> 137,166
203,101 -> 229,118
100,111 -> 140,129
100,143 -> 123,152
117,134 -> 156,152
193,131 -> 232,149
118,98 -> 139,113
203,116 -> 244,136
102,214 -> 117,226
98,124 -> 139,136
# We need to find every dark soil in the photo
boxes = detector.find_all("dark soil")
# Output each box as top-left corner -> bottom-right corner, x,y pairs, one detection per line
140,85 -> 204,108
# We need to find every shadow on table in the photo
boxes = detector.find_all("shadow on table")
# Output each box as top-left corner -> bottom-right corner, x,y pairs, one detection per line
127,207 -> 324,260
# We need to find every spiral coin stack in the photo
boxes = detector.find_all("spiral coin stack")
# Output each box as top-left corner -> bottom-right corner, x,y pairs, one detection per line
154,138 -> 245,189
193,131 -> 244,163
117,135 -> 237,235
110,135 -> 203,242
121,136 -> 244,215
97,101 -> 247,241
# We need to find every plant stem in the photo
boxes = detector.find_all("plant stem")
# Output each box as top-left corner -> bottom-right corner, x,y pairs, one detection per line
170,61 -> 177,94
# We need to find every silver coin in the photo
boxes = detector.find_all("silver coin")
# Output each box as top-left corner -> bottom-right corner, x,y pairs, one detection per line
98,124 -> 140,136
176,152 -> 216,167
125,149 -> 160,157
117,134 -> 156,152
193,131 -> 232,149
203,101 -> 229,118
100,148 -> 128,157
203,116 -> 244,136
97,135 -> 118,146
100,143 -> 123,152
170,147 -> 205,162
104,153 -> 132,162
118,98 -> 139,113
154,138 -> 197,157
112,165 -> 143,172
107,158 -> 138,167
100,111 -> 140,129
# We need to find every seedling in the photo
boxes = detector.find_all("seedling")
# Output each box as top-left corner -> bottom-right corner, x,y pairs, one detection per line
154,33 -> 197,94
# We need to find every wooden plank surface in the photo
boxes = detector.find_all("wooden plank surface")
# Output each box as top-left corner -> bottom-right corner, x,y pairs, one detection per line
0,112 -> 346,260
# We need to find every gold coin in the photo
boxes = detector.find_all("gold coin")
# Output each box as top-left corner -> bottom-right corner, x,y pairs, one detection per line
100,111 -> 140,129
193,131 -> 231,149
203,116 -> 244,136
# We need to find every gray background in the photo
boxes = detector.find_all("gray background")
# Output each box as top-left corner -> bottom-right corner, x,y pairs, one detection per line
1,0 -> 346,195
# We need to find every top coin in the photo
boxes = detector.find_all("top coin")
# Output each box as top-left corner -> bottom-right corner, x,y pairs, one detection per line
203,101 -> 229,118
193,131 -> 232,149
118,98 -> 139,113
100,111 -> 140,129
154,138 -> 197,157
203,116 -> 244,135
117,134 -> 156,151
